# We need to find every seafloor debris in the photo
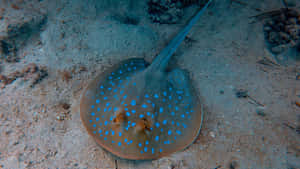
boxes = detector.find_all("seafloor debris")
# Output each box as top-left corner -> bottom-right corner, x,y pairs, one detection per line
256,106 -> 266,117
296,74 -> 300,80
58,65 -> 87,83
235,89 -> 248,98
0,63 -> 48,88
148,0 -> 203,24
61,102 -> 71,110
262,8 -> 300,54
0,5 -> 47,62
235,88 -> 264,106
229,161 -> 239,169
112,13 -> 140,25
59,70 -> 72,82
257,57 -> 280,67
55,102 -> 71,121
296,101 -> 300,108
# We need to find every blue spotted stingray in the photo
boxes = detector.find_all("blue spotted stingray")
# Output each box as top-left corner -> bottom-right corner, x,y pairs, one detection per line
80,0 -> 211,160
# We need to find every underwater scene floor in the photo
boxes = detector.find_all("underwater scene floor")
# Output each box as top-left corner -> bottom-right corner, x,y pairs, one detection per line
0,0 -> 299,168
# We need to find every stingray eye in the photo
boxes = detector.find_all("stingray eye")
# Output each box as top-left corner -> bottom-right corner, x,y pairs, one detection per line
142,118 -> 152,131
135,117 -> 152,133
113,111 -> 126,124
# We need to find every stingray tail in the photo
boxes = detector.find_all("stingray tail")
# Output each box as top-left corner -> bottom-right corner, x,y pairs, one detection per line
148,0 -> 212,72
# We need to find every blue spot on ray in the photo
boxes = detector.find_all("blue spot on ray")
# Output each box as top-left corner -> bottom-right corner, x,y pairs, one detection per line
155,122 -> 160,127
163,120 -> 167,125
159,107 -> 163,113
131,100 -> 136,106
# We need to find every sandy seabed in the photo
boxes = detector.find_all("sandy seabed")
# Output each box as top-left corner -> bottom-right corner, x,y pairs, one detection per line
0,0 -> 299,168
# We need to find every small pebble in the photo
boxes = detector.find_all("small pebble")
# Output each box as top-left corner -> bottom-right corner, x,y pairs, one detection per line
235,89 -> 248,98
263,8 -> 300,54
256,107 -> 266,117
271,45 -> 287,54
56,115 -> 65,121
209,131 -> 216,138
229,161 -> 238,169
295,101 -> 300,108
61,103 -> 70,110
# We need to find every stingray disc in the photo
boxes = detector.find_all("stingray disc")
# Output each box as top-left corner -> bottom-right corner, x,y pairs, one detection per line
80,58 -> 203,160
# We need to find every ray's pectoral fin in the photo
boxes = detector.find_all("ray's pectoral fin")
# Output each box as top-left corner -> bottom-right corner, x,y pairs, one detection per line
167,68 -> 193,102
167,68 -> 189,89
